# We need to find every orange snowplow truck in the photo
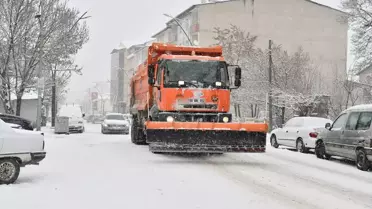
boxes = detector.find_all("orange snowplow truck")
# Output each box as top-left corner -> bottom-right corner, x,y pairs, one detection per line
129,43 -> 268,153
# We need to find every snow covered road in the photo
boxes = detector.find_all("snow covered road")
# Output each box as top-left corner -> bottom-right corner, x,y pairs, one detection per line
1,123 -> 372,209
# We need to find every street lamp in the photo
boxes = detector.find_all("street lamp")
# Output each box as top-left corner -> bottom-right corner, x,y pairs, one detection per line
163,13 -> 193,46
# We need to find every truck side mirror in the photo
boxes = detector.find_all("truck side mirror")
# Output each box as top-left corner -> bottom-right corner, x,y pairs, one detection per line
234,79 -> 241,87
148,65 -> 155,85
235,67 -> 242,80
148,77 -> 155,85
82,113 -> 85,118
234,67 -> 242,87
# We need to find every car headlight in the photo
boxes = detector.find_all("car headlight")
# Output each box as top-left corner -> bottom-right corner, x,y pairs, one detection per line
166,116 -> 174,122
223,117 -> 229,123
102,123 -> 107,127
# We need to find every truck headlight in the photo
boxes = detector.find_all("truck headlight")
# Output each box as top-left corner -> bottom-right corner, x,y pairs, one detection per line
223,117 -> 229,123
166,116 -> 174,122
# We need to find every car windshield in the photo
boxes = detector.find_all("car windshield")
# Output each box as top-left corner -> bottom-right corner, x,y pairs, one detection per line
163,59 -> 229,88
106,114 -> 124,120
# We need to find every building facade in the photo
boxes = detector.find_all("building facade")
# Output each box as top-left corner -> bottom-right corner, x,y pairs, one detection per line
110,43 -> 127,113
152,0 -> 348,91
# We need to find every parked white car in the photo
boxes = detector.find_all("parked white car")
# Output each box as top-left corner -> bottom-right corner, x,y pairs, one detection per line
270,116 -> 333,153
0,119 -> 46,184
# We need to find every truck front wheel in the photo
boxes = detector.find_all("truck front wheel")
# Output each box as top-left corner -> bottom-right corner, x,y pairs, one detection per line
0,158 -> 20,185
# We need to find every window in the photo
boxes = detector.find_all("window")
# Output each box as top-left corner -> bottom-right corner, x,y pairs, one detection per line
163,60 -> 229,88
292,118 -> 304,127
345,112 -> 360,130
284,118 -> 296,127
331,113 -> 348,130
356,112 -> 372,130
156,67 -> 163,85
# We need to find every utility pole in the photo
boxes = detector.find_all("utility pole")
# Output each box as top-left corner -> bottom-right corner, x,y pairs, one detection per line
268,40 -> 273,132
35,12 -> 43,131
51,71 -> 56,127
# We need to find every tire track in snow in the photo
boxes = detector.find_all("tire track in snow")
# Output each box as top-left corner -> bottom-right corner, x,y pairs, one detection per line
223,154 -> 372,209
205,153 -> 371,209
205,157 -> 322,209
265,149 -> 372,184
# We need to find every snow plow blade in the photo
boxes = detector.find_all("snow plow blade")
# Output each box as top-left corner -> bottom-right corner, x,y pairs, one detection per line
145,121 -> 268,153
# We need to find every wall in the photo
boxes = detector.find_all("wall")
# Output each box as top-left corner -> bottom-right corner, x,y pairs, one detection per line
110,48 -> 126,113
0,99 -> 37,122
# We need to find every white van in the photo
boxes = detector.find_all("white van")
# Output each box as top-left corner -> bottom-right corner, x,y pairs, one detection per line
58,104 -> 85,133
0,119 -> 46,184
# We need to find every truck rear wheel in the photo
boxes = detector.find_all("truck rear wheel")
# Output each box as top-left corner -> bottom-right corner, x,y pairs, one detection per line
131,116 -> 146,145
0,158 -> 20,185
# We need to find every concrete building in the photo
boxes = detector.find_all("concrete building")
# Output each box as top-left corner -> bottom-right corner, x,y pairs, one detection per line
123,40 -> 155,111
152,0 -> 348,90
110,43 -> 127,113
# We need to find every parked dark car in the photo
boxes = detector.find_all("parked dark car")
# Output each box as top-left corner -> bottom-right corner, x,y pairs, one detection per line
0,113 -> 34,131
315,104 -> 372,171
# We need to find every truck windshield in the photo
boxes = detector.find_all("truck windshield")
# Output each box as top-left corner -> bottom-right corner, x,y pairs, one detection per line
163,59 -> 229,88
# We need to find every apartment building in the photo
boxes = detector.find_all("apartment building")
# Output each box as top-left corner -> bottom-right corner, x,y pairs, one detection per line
152,0 -> 348,91
110,43 -> 126,113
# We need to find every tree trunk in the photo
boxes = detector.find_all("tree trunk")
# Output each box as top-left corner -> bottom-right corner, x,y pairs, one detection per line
1,72 -> 14,114
16,95 -> 22,116
16,88 -> 25,116
281,107 -> 285,127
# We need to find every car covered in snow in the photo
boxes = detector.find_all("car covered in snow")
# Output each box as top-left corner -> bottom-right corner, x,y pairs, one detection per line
101,113 -> 130,134
0,118 -> 46,184
315,104 -> 372,171
270,116 -> 332,153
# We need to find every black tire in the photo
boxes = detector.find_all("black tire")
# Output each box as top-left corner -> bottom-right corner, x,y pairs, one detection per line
270,135 -> 279,148
296,138 -> 307,153
101,128 -> 105,134
131,117 -> 146,145
356,149 -> 370,171
315,140 -> 331,160
0,158 -> 20,185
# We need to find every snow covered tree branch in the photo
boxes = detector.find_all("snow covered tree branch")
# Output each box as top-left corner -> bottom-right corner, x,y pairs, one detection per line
342,0 -> 372,72
0,0 -> 89,115
214,25 -> 324,122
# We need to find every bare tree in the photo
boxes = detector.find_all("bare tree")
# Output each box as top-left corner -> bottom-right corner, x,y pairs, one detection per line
214,25 -> 323,123
0,0 -> 89,115
342,0 -> 372,72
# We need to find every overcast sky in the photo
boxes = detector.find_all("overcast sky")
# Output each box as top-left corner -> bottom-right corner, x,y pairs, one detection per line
65,0 -> 343,103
